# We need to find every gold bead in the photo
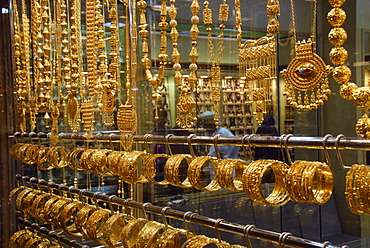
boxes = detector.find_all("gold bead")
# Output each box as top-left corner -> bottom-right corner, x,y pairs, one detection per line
353,87 -> 370,110
327,8 -> 346,27
328,27 -> 347,46
328,0 -> 346,8
339,82 -> 357,100
329,46 -> 348,65
332,65 -> 351,83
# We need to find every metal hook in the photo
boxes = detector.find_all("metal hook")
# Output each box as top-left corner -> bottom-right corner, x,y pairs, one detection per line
187,134 -> 197,158
241,134 -> 250,162
185,212 -> 197,235
279,134 -> 287,164
322,241 -> 332,248
247,134 -> 256,161
213,134 -> 222,160
58,184 -> 65,197
283,134 -> 293,165
142,202 -> 152,221
29,177 -> 36,190
108,195 -> 118,214
14,132 -> 21,144
143,134 -> 153,153
335,134 -> 350,169
79,189 -> 87,206
68,186 -> 76,200
322,134 -> 333,167
37,132 -> 45,145
215,218 -> 224,243
123,199 -> 133,216
95,133 -> 103,150
109,133 -> 116,151
47,181 -> 54,195
21,176 -> 27,187
165,134 -> 174,156
71,133 -> 78,149
243,224 -> 255,248
182,211 -> 193,234
278,232 -> 292,248
58,133 -> 66,147
93,192 -> 100,208
161,206 -> 171,228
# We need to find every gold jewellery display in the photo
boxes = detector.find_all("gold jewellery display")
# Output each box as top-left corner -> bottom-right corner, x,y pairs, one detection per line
281,0 -> 333,110
235,0 -> 279,125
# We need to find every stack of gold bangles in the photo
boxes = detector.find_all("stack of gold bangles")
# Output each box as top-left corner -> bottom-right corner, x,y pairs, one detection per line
345,164 -> 370,214
9,229 -> 62,248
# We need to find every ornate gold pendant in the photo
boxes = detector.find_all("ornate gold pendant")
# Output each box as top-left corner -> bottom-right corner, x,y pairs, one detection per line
281,39 -> 333,110
117,104 -> 137,134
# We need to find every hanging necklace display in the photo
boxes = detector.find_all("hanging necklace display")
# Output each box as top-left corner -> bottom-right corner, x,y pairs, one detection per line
117,0 -> 137,151
235,0 -> 279,125
281,0 -> 333,111
67,0 -> 83,132
203,0 -> 228,129
138,0 -> 168,120
175,0 -> 199,129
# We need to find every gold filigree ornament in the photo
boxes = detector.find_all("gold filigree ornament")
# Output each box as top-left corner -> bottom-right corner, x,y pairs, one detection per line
235,0 -> 279,125
281,0 -> 333,111
356,114 -> 370,139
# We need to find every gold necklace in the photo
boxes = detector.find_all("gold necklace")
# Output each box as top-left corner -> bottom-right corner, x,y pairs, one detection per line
117,0 -> 137,151
203,0 -> 228,129
138,0 -> 168,120
235,0 -> 279,125
281,0 -> 333,111
175,0 -> 199,129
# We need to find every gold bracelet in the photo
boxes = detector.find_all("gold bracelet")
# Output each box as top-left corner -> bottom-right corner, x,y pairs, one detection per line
8,186 -> 26,213
22,189 -> 43,217
242,159 -> 290,206
59,200 -> 84,236
85,208 -> 111,245
106,150 -> 126,175
24,236 -> 44,248
119,151 -> 150,184
75,204 -> 96,238
35,146 -> 53,170
47,146 -> 69,168
121,218 -> 147,248
49,198 -> 72,227
90,149 -> 113,176
10,143 -> 25,161
31,192 -> 53,222
135,221 -> 166,248
67,148 -> 85,171
79,149 -> 95,172
15,187 -> 33,213
41,195 -> 62,224
154,227 -> 182,248
102,213 -> 128,247
345,164 -> 369,214
187,156 -> 221,192
143,153 -> 169,185
8,230 -> 30,247
215,158 -> 247,191
164,154 -> 192,188
182,235 -> 229,248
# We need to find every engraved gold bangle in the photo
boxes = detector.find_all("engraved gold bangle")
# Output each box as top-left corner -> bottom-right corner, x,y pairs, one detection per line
90,149 -> 113,176
22,189 -> 43,217
182,235 -> 229,248
15,187 -> 33,213
80,149 -> 95,171
106,150 -> 126,175
31,192 -> 53,222
47,146 -> 69,168
135,221 -> 166,248
119,151 -> 150,184
102,213 -> 128,247
24,236 -> 44,248
8,186 -> 26,213
59,200 -> 84,236
67,148 -> 85,171
75,204 -> 96,238
85,208 -> 111,245
215,158 -> 247,191
121,218 -> 146,248
154,227 -> 182,248
187,156 -> 221,192
8,230 -> 30,247
345,164 -> 369,214
41,195 -> 62,224
242,159 -> 290,206
10,143 -> 25,160
143,153 -> 169,185
164,154 -> 193,188
35,146 -> 53,170
49,198 -> 72,227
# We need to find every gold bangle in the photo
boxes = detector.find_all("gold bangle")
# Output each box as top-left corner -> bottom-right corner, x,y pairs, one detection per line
216,158 -> 247,191
8,230 -> 30,247
41,195 -> 62,224
242,159 -> 290,206
119,151 -> 150,184
35,146 -> 53,170
143,153 -> 169,185
10,143 -> 25,161
182,235 -> 229,248
79,149 -> 95,171
24,236 -> 44,248
22,189 -> 43,217
102,213 -> 128,247
90,149 -> 113,176
75,204 -> 96,238
67,148 -> 85,171
135,221 -> 166,248
187,156 -> 221,192
345,164 -> 368,214
49,198 -> 72,227
31,192 -> 52,222
47,146 -> 69,168
85,208 -> 111,245
164,154 -> 192,188
121,218 -> 146,248
106,150 -> 126,175
8,186 -> 26,213
59,200 -> 84,236
154,227 -> 182,248
15,187 -> 33,213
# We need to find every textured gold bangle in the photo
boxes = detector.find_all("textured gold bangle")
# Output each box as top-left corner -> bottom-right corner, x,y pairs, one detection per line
164,154 -> 193,188
345,164 -> 368,214
242,159 -> 290,206
24,236 -> 44,248
59,200 -> 84,236
85,208 -> 111,245
216,158 -> 247,191
119,151 -> 150,184
135,221 -> 166,248
154,227 -> 182,248
143,153 -> 169,185
31,192 -> 53,222
15,187 -> 33,213
102,213 -> 128,247
187,156 -> 221,192
35,146 -> 53,170
8,230 -> 29,247
67,148 -> 85,171
182,235 -> 229,248
42,195 -> 62,224
47,146 -> 69,168
22,189 -> 43,216
8,186 -> 26,213
106,151 -> 126,175
121,218 -> 147,248
10,143 -> 24,160
80,149 -> 95,171
75,204 -> 96,238
49,198 -> 72,227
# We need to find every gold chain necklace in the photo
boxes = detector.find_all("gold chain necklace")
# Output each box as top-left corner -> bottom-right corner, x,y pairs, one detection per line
175,0 -> 199,129
203,0 -> 228,129
235,0 -> 279,125
281,0 -> 333,111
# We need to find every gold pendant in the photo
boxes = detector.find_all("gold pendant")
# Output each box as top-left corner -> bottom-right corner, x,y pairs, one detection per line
356,114 -> 370,139
281,39 -> 333,110
117,104 -> 137,134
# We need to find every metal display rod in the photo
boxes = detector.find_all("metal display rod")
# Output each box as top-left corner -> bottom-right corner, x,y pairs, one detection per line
16,175 -> 340,248
16,217 -> 89,248
12,131 -> 370,150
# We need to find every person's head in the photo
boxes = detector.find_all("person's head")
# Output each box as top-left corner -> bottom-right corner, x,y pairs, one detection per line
262,115 -> 276,126
199,111 -> 216,130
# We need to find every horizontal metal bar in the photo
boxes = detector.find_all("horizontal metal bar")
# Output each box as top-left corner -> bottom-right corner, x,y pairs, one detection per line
16,175 -> 339,248
12,131 -> 370,150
